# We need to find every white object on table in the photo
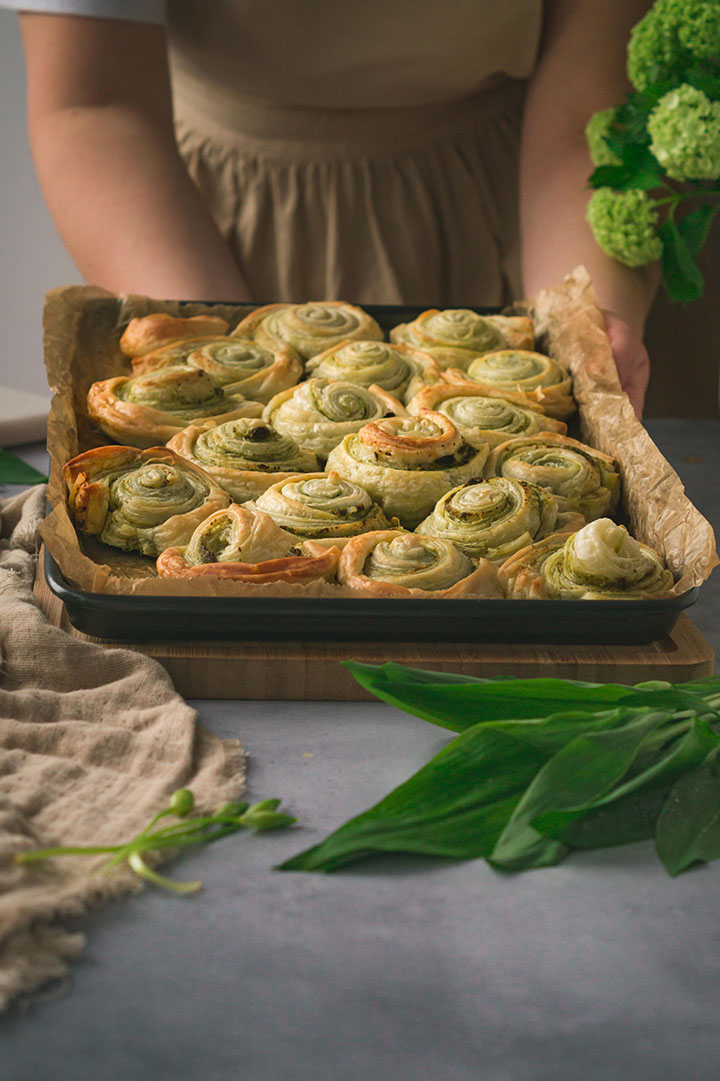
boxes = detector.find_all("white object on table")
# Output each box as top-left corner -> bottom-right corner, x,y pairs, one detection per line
0,384 -> 51,447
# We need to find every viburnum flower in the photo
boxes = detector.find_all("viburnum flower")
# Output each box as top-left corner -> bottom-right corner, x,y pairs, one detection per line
647,84 -> 720,181
586,189 -> 663,268
585,108 -> 622,167
627,0 -> 720,91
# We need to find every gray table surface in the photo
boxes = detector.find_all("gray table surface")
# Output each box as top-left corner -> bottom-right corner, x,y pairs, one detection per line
3,419 -> 720,1081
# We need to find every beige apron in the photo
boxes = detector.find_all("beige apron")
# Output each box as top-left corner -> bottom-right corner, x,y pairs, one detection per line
165,0 -> 542,305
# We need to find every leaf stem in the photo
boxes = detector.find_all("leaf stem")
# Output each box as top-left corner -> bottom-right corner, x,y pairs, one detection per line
127,852 -> 202,895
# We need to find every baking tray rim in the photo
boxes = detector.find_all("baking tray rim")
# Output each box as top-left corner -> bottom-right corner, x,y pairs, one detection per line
43,546 -> 700,622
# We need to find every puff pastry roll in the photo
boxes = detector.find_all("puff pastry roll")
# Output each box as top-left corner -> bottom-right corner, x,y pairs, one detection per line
131,337 -> 233,374
167,418 -> 322,502
338,530 -> 502,599
325,410 -> 488,528
232,302 -> 383,361
485,433 -> 621,522
306,340 -> 441,404
135,340 -> 302,405
452,350 -> 574,420
252,471 -> 393,547
415,478 -> 583,564
263,378 -> 403,460
87,367 -> 262,448
119,313 -> 230,358
499,519 -> 674,600
156,503 -> 339,584
63,445 -> 230,557
407,380 -> 567,448
390,309 -> 534,369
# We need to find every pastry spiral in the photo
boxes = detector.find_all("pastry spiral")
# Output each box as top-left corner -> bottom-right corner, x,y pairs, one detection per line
155,503 -> 339,584
233,301 -> 383,361
390,309 -> 534,369
131,337 -> 232,374
456,350 -> 574,419
120,313 -> 229,358
134,339 -> 302,405
252,470 -> 393,546
415,478 -> 581,564
325,410 -> 488,528
486,433 -> 621,522
263,378 -> 403,460
167,418 -> 322,502
63,445 -> 230,557
499,518 -> 674,600
306,339 -> 441,404
87,367 -> 262,448
338,529 -> 502,599
407,380 -> 567,448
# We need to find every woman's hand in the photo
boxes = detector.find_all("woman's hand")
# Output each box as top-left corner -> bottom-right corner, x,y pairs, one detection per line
600,309 -> 650,419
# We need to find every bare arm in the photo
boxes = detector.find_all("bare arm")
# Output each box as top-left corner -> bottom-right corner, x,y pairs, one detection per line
520,0 -> 657,413
19,14 -> 250,301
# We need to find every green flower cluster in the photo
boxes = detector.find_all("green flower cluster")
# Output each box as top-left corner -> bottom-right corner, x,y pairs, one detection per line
648,84 -> 720,180
585,107 -> 621,167
586,189 -> 663,268
627,0 -> 720,91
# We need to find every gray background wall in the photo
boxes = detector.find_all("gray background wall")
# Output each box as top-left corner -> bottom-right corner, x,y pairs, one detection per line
1,8 -> 717,414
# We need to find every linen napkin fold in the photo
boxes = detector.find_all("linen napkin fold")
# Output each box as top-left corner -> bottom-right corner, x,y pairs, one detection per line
0,485 -> 246,1011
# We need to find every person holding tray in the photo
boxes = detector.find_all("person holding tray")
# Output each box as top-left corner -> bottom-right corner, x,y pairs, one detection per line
7,0 -> 654,413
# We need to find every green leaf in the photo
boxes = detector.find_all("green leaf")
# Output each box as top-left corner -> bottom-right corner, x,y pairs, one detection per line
489,710 -> 676,869
655,756 -> 720,875
534,718 -> 720,848
659,217 -> 706,303
278,715 -> 598,872
0,447 -> 47,486
343,662 -> 717,734
278,706 -> 652,873
684,60 -> 720,102
589,145 -> 664,193
676,203 -> 720,260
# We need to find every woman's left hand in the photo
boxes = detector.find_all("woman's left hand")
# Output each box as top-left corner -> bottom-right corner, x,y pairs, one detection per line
600,309 -> 650,420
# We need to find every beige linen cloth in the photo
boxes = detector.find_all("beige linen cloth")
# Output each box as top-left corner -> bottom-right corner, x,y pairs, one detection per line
0,485 -> 245,1011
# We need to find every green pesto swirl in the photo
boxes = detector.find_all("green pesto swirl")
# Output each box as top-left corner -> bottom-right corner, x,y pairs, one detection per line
307,341 -> 413,397
102,461 -> 210,554
415,478 -> 559,563
466,351 -> 567,393
437,394 -> 555,447
192,419 -> 320,474
364,533 -> 473,591
118,368 -> 239,421
254,472 -> 391,541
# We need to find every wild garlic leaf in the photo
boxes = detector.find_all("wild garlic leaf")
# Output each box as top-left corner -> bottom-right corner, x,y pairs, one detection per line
489,710 -> 675,869
540,788 -> 670,850
279,707 -> 643,873
533,718 -> 720,848
278,724 -> 561,872
0,448 -> 47,486
655,757 -> 720,875
343,662 -> 715,733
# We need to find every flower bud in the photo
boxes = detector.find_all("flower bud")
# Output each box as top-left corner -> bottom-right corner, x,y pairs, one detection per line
170,788 -> 195,817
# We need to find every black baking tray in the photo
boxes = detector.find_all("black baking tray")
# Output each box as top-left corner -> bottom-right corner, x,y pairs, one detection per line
43,299 -> 700,646
44,549 -> 698,645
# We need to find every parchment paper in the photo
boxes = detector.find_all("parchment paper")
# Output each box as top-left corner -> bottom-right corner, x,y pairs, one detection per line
40,271 -> 718,599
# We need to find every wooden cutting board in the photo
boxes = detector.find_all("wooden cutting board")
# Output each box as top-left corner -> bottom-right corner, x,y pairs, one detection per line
33,558 -> 715,700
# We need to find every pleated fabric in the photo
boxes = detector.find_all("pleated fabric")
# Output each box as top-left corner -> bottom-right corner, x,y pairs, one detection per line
174,77 -> 528,307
